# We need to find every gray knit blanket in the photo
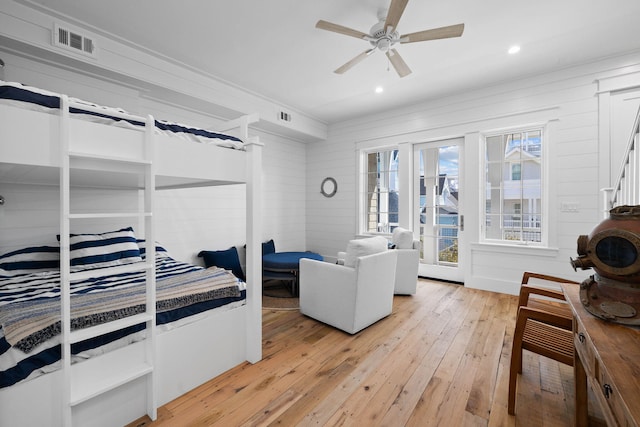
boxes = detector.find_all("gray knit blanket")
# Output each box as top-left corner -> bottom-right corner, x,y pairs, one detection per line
0,256 -> 242,353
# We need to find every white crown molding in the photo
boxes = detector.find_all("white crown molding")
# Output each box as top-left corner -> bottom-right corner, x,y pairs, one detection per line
0,1 -> 327,142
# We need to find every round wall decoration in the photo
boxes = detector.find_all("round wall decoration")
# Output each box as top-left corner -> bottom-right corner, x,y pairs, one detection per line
320,177 -> 337,197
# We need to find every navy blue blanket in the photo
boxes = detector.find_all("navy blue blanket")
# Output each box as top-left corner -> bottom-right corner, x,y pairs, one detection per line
0,81 -> 242,144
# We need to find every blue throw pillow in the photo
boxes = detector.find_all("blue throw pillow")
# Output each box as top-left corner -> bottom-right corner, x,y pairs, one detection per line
262,239 -> 275,256
243,239 -> 276,256
198,247 -> 245,281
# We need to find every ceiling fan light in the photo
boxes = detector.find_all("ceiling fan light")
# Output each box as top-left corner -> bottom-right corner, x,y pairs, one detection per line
316,0 -> 463,77
378,38 -> 392,52
508,45 -> 521,54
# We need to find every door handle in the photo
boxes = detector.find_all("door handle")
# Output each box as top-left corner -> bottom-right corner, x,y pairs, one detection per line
460,215 -> 464,231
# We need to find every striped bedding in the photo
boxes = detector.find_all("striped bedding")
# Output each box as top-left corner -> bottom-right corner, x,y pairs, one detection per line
0,253 -> 246,388
0,80 -> 244,149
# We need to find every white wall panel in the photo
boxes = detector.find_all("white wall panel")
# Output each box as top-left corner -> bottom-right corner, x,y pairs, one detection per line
308,53 -> 640,294
305,132 -> 358,259
0,183 -> 139,250
0,183 -> 59,251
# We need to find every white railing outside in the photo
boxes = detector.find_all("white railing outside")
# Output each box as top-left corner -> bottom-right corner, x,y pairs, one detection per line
606,105 -> 640,216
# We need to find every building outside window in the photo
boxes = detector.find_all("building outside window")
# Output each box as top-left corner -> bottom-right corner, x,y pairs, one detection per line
484,128 -> 543,243
511,163 -> 521,181
363,149 -> 399,234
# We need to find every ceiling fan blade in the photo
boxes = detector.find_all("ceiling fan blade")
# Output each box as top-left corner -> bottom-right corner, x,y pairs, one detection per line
384,0 -> 409,33
334,49 -> 375,74
316,20 -> 370,40
400,23 -> 465,43
386,49 -> 411,78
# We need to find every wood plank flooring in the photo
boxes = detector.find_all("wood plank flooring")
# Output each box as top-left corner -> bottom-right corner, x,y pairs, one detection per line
127,279 -> 581,427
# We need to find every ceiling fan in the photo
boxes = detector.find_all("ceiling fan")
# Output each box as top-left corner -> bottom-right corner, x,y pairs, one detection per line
315,0 -> 464,78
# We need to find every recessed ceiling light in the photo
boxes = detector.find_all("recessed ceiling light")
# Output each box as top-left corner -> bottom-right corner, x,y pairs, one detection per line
375,86 -> 384,94
508,45 -> 521,55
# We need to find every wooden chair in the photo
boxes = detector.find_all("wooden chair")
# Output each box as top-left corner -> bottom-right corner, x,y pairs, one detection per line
508,272 -> 579,415
518,272 -> 577,319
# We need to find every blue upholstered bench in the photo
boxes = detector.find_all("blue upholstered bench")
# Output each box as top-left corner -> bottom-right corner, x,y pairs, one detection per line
263,251 -> 323,296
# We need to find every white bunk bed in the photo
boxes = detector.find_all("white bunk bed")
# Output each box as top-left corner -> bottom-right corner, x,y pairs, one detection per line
0,81 -> 263,427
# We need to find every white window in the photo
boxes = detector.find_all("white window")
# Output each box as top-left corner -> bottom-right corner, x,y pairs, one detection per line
484,128 -> 543,244
360,149 -> 399,234
511,163 -> 521,181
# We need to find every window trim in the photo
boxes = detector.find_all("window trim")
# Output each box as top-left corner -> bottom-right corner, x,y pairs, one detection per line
481,124 -> 548,247
358,145 -> 400,236
511,163 -> 522,181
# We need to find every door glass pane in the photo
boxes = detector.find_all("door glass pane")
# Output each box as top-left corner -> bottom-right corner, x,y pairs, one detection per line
419,145 -> 459,266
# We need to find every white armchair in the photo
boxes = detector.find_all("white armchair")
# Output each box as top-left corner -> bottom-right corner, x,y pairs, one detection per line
391,227 -> 420,295
299,237 -> 397,334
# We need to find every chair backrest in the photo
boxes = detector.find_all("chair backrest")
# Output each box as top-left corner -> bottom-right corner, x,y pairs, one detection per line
342,236 -> 388,267
519,271 -> 578,318
391,227 -> 415,249
351,250 -> 397,331
353,250 -> 397,287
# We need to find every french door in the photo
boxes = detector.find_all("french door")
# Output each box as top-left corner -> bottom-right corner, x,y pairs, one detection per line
413,138 -> 464,282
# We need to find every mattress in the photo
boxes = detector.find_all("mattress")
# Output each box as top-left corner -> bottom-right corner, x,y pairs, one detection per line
0,248 -> 246,389
0,80 -> 244,149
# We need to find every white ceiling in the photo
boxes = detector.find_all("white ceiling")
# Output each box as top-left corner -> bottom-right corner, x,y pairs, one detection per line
22,0 -> 640,124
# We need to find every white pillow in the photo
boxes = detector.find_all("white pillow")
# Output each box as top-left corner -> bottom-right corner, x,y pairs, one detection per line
344,236 -> 388,267
392,227 -> 414,249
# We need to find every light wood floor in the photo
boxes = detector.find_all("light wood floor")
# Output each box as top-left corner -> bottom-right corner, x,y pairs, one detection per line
128,279 -> 580,427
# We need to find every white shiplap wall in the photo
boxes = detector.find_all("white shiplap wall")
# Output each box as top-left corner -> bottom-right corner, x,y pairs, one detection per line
306,52 -> 640,294
0,53 -> 307,266
4,49 -> 640,295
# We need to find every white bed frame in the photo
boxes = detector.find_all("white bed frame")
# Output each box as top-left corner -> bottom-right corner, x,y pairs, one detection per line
0,97 -> 263,427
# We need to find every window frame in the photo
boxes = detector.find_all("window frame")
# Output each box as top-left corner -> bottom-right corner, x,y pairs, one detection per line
481,125 -> 548,247
511,163 -> 522,181
358,146 -> 400,236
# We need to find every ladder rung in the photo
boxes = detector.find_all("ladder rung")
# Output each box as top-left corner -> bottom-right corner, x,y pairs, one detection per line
69,312 -> 154,344
68,151 -> 152,165
70,362 -> 153,406
68,212 -> 152,219
68,261 -> 154,282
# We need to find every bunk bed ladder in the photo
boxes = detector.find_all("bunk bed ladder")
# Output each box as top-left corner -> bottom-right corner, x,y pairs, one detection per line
59,95 -> 157,426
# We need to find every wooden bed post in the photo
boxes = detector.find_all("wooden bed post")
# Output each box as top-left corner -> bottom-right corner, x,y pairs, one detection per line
245,135 -> 263,363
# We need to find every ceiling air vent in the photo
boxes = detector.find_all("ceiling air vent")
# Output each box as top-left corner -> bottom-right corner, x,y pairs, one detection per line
53,23 -> 97,58
278,111 -> 292,123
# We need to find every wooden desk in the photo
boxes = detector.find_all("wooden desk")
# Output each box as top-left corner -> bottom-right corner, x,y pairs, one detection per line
562,284 -> 640,426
